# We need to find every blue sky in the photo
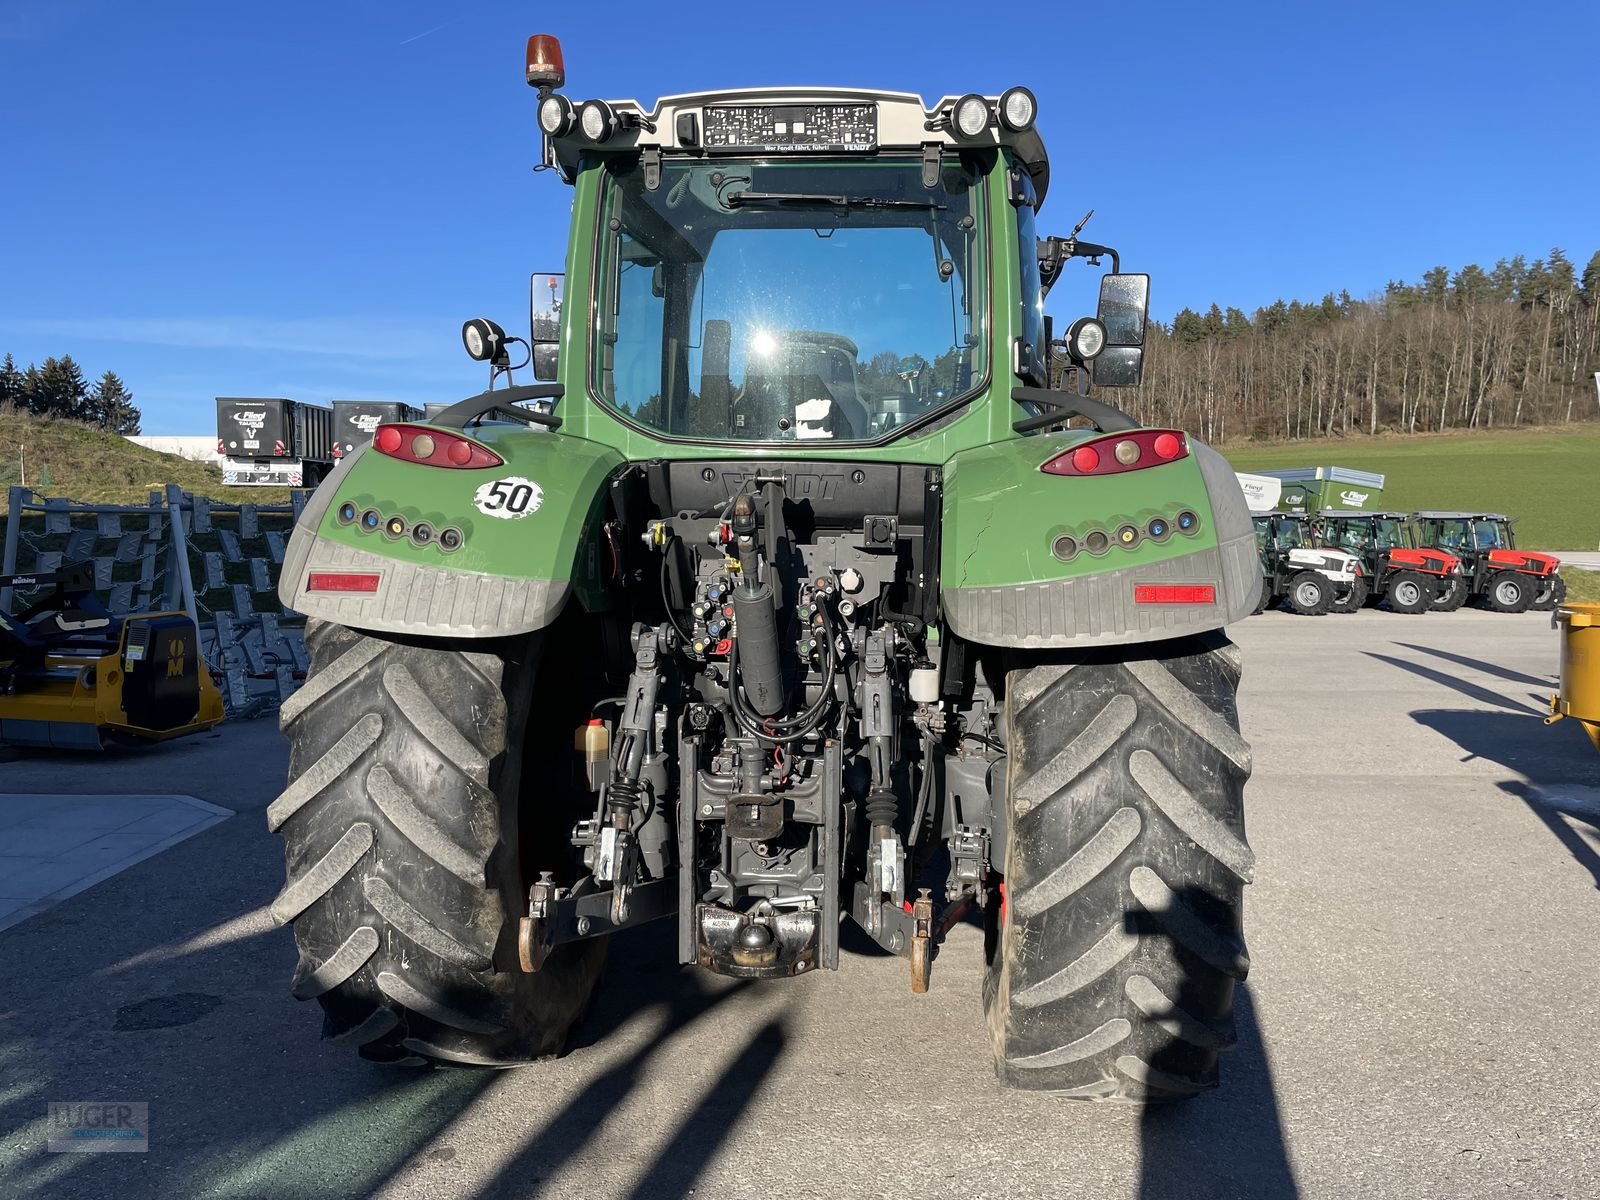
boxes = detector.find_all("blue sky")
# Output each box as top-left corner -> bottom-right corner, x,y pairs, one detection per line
1,0 -> 1595,434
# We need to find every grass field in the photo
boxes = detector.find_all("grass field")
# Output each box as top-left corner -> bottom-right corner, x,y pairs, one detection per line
1564,568 -> 1600,603
0,409 -> 291,512
1224,424 -> 1600,550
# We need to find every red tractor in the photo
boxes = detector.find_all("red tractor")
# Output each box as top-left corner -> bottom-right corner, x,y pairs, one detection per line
1411,512 -> 1562,612
1311,511 -> 1461,613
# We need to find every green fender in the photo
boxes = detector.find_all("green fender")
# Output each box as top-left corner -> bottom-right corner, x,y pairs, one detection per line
278,426 -> 624,637
939,434 -> 1258,648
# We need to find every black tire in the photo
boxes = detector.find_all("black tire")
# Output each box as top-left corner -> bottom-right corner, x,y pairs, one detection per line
1485,571 -> 1534,614
1383,570 -> 1431,614
986,633 -> 1253,1100
1430,574 -> 1468,612
1285,571 -> 1331,616
1329,574 -> 1369,613
1252,576 -> 1273,615
1530,573 -> 1567,612
267,619 -> 607,1067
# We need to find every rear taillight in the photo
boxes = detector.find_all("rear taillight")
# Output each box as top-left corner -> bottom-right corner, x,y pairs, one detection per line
306,571 -> 381,593
372,423 -> 503,469
1134,584 -> 1215,605
1040,429 -> 1188,477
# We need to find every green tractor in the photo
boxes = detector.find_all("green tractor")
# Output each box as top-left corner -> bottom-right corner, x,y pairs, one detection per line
267,35 -> 1259,1099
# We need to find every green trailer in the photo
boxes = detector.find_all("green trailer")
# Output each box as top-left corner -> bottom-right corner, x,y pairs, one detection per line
1256,466 -> 1385,515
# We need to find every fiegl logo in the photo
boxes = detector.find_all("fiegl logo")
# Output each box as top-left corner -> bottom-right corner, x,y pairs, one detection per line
349,414 -> 382,433
1339,490 -> 1369,505
232,411 -> 267,436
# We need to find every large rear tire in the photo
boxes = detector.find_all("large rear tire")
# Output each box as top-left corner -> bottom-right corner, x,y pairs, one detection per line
985,633 -> 1253,1100
1328,575 -> 1369,613
1252,576 -> 1273,615
1530,573 -> 1567,612
1285,571 -> 1331,616
1383,570 -> 1431,614
1485,571 -> 1534,614
1430,575 -> 1468,612
267,619 -> 607,1067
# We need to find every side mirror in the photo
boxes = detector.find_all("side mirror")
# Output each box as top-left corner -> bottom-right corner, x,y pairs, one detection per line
532,343 -> 559,382
529,271 -> 564,382
1092,273 -> 1150,389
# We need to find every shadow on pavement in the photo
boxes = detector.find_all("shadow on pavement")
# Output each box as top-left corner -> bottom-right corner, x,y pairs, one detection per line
1136,985 -> 1299,1197
470,961 -> 753,1200
620,1020 -> 787,1200
0,918 -> 497,1200
1391,642 -> 1555,690
1411,706 -> 1600,890
1364,652 -> 1537,712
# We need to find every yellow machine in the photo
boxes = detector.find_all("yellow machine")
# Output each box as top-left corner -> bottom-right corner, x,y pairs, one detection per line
0,562 -> 225,750
1548,601 -> 1600,752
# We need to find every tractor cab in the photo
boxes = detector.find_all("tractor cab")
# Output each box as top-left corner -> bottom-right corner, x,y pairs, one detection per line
1412,512 -> 1562,611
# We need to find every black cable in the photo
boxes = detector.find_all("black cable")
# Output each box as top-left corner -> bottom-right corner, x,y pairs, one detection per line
727,607 -> 838,745
733,604 -> 837,734
961,733 -> 1008,755
907,731 -> 937,848
658,535 -> 696,646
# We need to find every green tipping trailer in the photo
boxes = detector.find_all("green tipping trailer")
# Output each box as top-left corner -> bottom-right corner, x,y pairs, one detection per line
1255,466 -> 1384,515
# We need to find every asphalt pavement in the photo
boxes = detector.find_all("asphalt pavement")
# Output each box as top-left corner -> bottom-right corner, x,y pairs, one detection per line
2,608 -> 1598,1200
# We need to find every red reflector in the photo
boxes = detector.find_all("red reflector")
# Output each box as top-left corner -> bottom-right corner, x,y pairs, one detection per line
1134,585 -> 1215,605
307,572 -> 381,594
375,426 -> 402,454
1072,445 -> 1101,472
1153,432 -> 1183,460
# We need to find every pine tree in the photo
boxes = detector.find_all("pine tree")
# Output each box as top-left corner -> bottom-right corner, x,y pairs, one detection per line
1581,251 -> 1600,305
0,354 -> 23,408
88,371 -> 141,434
30,355 -> 90,419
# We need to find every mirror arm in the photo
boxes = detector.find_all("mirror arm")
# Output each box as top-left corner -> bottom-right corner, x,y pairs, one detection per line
1010,385 -> 1139,434
431,383 -> 566,430
1038,236 -> 1121,288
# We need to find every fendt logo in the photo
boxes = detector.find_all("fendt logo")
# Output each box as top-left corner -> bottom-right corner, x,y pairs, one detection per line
1339,490 -> 1369,505
718,471 -> 844,502
349,414 -> 383,433
232,410 -> 267,436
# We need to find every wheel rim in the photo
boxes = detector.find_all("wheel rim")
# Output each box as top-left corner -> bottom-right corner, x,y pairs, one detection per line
1396,581 -> 1420,607
1295,582 -> 1321,608
1496,580 -> 1520,606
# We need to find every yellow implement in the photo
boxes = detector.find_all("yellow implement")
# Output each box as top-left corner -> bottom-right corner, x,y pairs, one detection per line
1,562 -> 226,750
1547,601 -> 1600,751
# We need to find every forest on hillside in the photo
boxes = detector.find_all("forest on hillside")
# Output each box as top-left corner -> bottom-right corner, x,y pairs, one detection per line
1104,248 -> 1600,444
0,353 -> 141,434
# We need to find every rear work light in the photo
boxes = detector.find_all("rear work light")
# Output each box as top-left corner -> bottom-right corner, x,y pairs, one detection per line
307,572 -> 381,594
1134,585 -> 1215,605
1040,429 -> 1188,477
372,423 -> 503,469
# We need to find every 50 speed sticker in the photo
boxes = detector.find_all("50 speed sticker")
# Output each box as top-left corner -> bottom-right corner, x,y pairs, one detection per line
473,476 -> 544,519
